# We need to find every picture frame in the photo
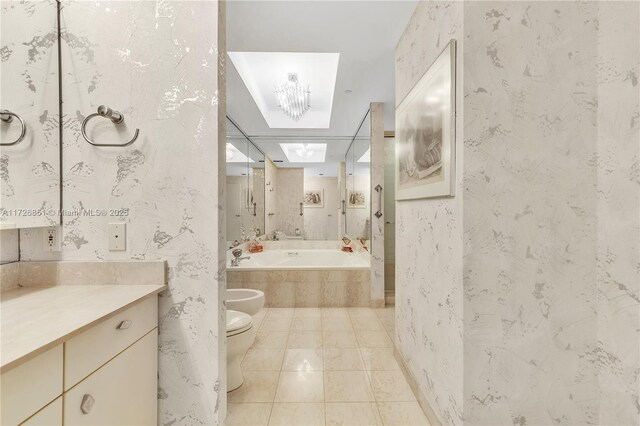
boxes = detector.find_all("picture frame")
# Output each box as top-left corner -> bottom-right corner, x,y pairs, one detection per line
396,39 -> 456,200
303,189 -> 324,208
347,190 -> 367,209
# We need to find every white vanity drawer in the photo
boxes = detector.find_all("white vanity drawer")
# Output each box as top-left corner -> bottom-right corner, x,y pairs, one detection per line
1,345 -> 63,426
64,296 -> 157,390
63,331 -> 158,426
21,397 -> 62,426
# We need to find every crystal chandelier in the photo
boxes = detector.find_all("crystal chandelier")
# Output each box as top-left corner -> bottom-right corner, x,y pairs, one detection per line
274,73 -> 310,121
295,144 -> 313,160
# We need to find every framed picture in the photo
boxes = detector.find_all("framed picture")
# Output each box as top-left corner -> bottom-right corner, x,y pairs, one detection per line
348,190 -> 367,209
304,189 -> 324,208
396,39 -> 456,200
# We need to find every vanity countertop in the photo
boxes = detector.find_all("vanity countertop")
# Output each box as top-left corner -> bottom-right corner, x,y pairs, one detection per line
0,284 -> 166,373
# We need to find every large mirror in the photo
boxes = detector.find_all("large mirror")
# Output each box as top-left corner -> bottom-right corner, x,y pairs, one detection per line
0,0 -> 60,229
226,117 -> 265,244
345,110 -> 371,240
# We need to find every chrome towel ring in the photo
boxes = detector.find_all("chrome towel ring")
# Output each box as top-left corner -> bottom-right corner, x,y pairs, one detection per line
81,105 -> 140,147
0,110 -> 27,146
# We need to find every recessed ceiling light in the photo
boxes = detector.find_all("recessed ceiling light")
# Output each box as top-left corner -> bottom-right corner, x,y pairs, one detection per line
279,143 -> 327,163
226,143 -> 255,163
345,89 -> 352,94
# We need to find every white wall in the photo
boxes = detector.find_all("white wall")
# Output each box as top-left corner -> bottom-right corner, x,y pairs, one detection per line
18,1 -> 227,424
303,176 -> 339,240
396,1 -> 639,425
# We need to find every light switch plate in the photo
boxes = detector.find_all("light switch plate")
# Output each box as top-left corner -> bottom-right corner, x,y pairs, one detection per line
108,223 -> 126,251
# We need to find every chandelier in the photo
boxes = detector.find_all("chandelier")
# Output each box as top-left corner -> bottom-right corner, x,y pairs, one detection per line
295,144 -> 313,160
274,73 -> 310,121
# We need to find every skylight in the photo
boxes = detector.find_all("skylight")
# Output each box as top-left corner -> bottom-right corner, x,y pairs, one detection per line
226,143 -> 254,163
228,52 -> 339,129
279,143 -> 327,163
357,148 -> 370,163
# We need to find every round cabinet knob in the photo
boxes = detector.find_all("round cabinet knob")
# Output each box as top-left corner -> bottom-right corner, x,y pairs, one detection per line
81,394 -> 95,414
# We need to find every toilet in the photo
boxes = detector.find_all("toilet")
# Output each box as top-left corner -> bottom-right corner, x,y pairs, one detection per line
227,288 -> 265,316
226,309 -> 257,392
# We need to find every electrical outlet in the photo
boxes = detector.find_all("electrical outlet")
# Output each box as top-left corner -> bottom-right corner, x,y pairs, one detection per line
109,223 -> 126,251
43,227 -> 59,252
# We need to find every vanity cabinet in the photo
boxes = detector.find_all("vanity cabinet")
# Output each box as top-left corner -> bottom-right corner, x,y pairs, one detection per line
0,295 -> 159,426
64,332 -> 157,425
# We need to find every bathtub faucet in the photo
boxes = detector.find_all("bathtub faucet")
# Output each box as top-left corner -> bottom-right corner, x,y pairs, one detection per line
231,248 -> 251,267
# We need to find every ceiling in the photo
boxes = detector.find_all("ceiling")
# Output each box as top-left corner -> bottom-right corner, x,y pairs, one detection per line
226,0 -> 418,175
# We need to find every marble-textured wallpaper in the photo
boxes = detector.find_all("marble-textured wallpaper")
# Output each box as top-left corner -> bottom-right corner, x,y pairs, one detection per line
19,1 -> 226,424
0,0 -> 60,229
396,1 -> 639,425
395,1 -> 465,424
595,3 -> 639,423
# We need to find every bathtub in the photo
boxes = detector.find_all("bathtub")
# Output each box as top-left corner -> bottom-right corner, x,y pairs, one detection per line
227,246 -> 371,307
228,249 -> 369,271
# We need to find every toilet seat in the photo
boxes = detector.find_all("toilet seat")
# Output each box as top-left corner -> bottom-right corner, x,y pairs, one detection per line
227,310 -> 253,337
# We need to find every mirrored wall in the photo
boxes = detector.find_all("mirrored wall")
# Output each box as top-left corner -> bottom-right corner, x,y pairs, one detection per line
345,110 -> 371,240
0,0 -> 60,229
226,117 -> 265,244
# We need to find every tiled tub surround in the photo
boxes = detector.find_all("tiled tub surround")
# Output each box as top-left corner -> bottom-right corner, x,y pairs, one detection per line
228,241 -> 372,307
226,306 -> 429,426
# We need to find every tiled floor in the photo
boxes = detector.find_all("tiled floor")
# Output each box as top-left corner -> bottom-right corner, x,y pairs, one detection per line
227,307 -> 430,426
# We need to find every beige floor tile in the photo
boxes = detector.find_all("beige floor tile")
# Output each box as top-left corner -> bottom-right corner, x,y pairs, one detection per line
348,307 -> 378,318
359,348 -> 400,371
356,331 -> 393,348
226,403 -> 272,426
368,371 -> 416,402
321,308 -> 351,319
324,371 -> 375,402
293,308 -> 322,318
323,331 -> 358,348
242,349 -> 285,371
376,402 -> 429,425
322,317 -> 353,331
282,348 -> 324,372
351,316 -> 384,331
323,348 -> 365,371
228,371 -> 280,403
253,331 -> 289,349
287,331 -> 323,348
379,317 -> 395,332
266,308 -> 295,319
269,403 -> 325,426
274,372 -> 325,403
374,307 -> 395,319
291,317 -> 322,331
261,317 -> 293,332
325,402 -> 383,426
